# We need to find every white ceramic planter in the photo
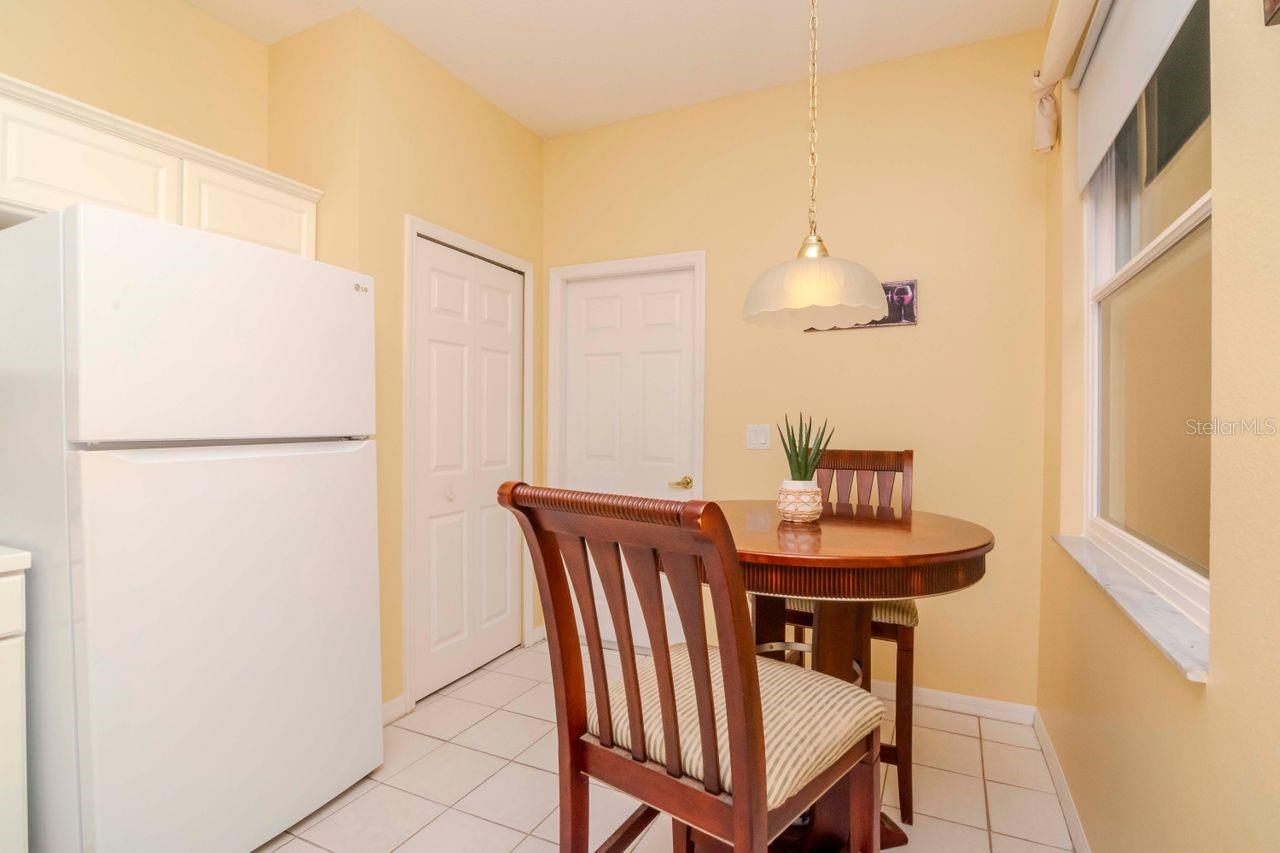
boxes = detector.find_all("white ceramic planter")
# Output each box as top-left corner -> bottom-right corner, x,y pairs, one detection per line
777,478 -> 823,523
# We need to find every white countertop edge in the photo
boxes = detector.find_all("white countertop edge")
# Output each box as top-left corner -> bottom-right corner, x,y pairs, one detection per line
1053,534 -> 1208,683
0,545 -> 32,573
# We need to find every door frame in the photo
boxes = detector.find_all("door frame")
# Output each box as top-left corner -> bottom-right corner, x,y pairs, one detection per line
401,215 -> 537,710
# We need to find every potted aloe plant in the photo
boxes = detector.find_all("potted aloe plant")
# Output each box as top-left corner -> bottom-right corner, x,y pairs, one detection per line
776,413 -> 833,523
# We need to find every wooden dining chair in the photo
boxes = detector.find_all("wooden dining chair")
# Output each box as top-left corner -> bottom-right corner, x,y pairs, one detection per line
782,449 -> 918,824
499,482 -> 883,852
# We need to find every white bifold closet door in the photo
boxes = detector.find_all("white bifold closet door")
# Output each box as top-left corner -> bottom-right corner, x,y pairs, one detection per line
407,236 -> 523,701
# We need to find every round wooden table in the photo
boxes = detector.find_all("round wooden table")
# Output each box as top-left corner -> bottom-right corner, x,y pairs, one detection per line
717,500 -> 995,849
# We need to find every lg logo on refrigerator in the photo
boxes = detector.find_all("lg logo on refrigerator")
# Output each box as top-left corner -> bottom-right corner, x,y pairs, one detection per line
353,282 -> 369,293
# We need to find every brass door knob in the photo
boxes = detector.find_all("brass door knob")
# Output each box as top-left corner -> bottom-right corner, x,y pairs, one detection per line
669,475 -> 694,489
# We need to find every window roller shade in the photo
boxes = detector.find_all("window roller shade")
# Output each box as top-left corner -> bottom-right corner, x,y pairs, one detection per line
1076,0 -> 1198,192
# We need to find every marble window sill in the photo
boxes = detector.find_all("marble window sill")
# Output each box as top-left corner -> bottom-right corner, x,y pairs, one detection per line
1053,534 -> 1208,683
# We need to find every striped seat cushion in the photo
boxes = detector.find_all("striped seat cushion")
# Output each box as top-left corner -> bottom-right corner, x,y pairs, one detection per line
785,597 -> 919,628
584,644 -> 882,809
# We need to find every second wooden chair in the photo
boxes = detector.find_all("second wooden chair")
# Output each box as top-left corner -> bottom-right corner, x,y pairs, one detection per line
783,449 -> 919,825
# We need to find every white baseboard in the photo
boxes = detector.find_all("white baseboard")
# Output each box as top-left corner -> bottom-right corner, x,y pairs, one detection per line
1034,711 -> 1091,853
523,624 -> 547,646
869,679 -> 1036,725
382,694 -> 410,725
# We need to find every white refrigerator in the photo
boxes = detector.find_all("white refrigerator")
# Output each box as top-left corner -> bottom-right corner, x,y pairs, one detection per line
0,205 -> 383,852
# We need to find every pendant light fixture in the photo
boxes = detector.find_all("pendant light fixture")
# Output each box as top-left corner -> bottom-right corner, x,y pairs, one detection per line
743,0 -> 886,331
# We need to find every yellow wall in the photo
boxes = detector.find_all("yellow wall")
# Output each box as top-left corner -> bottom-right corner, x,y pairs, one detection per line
267,15 -> 362,270
544,32 -> 1048,703
1036,3 -> 1280,849
269,12 -> 544,702
0,0 -> 269,166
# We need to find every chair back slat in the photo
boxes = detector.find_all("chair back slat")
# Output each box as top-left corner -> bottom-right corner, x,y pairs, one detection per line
661,550 -> 722,795
855,469 -> 874,505
620,544 -> 683,777
555,531 -> 616,748
817,448 -> 914,513
876,470 -> 896,506
816,468 -> 834,503
836,468 -> 854,503
585,538 -> 647,762
499,483 -> 767,818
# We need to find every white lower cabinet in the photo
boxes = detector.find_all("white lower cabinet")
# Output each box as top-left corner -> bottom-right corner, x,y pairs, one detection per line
0,547 -> 29,853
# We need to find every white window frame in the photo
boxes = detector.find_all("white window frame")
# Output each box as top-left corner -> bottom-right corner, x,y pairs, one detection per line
1082,178 -> 1212,633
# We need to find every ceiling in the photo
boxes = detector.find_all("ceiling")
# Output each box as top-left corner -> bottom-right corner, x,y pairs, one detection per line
195,0 -> 1050,137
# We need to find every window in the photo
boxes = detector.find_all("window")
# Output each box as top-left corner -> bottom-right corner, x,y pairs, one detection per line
1084,0 -> 1211,627
1099,219 -> 1211,575
1143,0 -> 1210,184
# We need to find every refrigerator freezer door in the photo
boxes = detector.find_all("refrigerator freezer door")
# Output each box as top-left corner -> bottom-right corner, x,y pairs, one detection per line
71,441 -> 381,852
64,205 -> 374,442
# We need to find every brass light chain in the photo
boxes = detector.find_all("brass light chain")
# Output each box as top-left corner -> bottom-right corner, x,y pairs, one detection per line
807,0 -> 819,237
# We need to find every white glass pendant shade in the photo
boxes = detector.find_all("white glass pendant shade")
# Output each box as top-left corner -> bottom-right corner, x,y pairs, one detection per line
744,235 -> 887,330
745,0 -> 886,331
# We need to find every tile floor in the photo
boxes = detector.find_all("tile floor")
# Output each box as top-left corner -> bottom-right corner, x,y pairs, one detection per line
255,643 -> 1074,852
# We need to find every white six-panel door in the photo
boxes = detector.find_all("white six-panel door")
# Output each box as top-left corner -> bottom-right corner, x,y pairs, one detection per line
408,236 -> 524,700
552,254 -> 705,649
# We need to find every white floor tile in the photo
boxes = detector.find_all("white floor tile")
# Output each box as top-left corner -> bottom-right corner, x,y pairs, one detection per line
453,709 -> 556,759
911,727 -> 983,777
397,808 -> 525,852
251,832 -> 293,853
883,806 -> 989,852
992,833 -> 1070,852
532,781 -> 642,847
980,718 -> 1040,749
504,682 -> 557,721
440,668 -> 487,692
630,813 -> 674,853
447,671 -> 542,708
396,695 -> 494,740
884,765 -> 987,829
369,727 -> 443,781
300,784 -> 443,853
513,729 -> 560,773
454,763 -> 561,832
288,778 -> 379,834
982,741 -> 1055,793
277,839 -> 327,852
577,644 -> 623,674
513,836 -> 558,853
986,781 -> 1072,849
913,706 -> 981,737
482,646 -> 530,671
494,649 -> 554,681
384,742 -> 508,805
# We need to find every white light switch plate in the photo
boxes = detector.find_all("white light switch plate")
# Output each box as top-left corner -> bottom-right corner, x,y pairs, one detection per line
746,424 -> 771,450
